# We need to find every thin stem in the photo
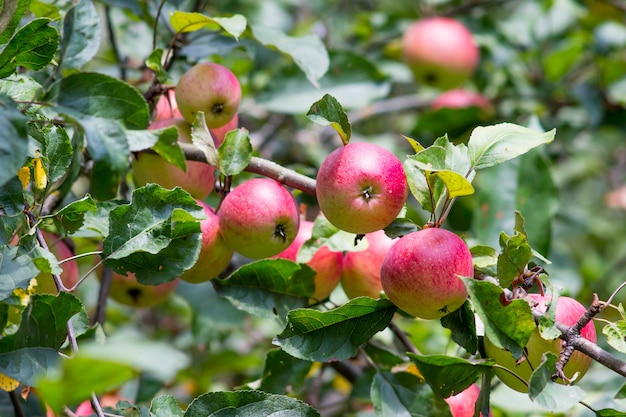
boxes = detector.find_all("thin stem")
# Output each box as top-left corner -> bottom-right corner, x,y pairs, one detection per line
389,321 -> 421,355
105,6 -> 126,81
152,0 -> 168,50
9,390 -> 26,417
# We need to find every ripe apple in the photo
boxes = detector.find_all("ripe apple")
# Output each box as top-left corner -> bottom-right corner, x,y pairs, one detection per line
341,230 -> 395,299
33,231 -> 79,294
483,294 -> 596,393
445,384 -> 492,417
431,89 -> 494,117
380,227 -> 473,320
179,201 -> 233,284
218,178 -> 300,259
132,118 -> 216,200
153,88 -> 183,121
402,17 -> 479,89
175,62 -> 242,128
316,142 -> 408,235
106,270 -> 179,308
273,219 -> 343,303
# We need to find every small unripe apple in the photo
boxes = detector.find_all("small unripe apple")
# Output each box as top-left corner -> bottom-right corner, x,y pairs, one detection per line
132,118 -> 216,200
402,17 -> 479,89
33,231 -> 79,294
218,178 -> 300,259
341,230 -> 395,299
153,88 -> 183,121
179,201 -> 233,284
380,227 -> 473,320
445,384 -> 492,417
316,142 -> 408,235
106,271 -> 179,308
431,89 -> 493,117
483,294 -> 596,393
175,62 -> 242,128
273,219 -> 343,303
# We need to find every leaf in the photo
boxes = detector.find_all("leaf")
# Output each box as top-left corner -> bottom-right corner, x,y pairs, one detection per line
252,25 -> 329,86
259,349 -> 313,394
363,342 -> 405,370
0,0 -> 30,45
306,94 -> 351,145
528,352 -> 585,412
462,278 -> 535,359
59,0 -> 101,70
145,48 -> 172,85
214,259 -> 315,323
430,170 -> 475,198
497,231 -> 533,288
0,97 -> 29,189
191,113 -> 219,168
470,245 -> 498,276
184,391 -> 321,417
151,395 -> 184,417
407,354 -> 494,398
440,301 -> 478,354
0,246 -> 40,300
0,347 -> 59,387
402,135 -> 425,154
603,320 -> 626,353
597,409 -> 626,417
0,18 -> 59,78
467,123 -> 556,170
274,297 -> 396,362
218,127 -> 252,176
169,11 -> 247,40
102,184 -> 203,285
128,125 -> 186,170
371,371 -> 452,417
50,195 -> 97,235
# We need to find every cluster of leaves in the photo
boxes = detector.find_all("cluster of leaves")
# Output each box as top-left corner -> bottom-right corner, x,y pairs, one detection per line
1,0 -> 626,416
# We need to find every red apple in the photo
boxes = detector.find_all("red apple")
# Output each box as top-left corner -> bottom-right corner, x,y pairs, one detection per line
175,62 -> 242,128
33,231 -> 79,294
316,142 -> 408,235
445,384 -> 492,417
431,89 -> 493,116
106,271 -> 179,308
273,219 -> 343,303
132,118 -> 216,200
483,294 -> 596,393
402,17 -> 479,89
218,178 -> 300,259
179,201 -> 233,284
210,113 -> 238,147
341,230 -> 395,299
380,227 -> 473,319
153,88 -> 183,121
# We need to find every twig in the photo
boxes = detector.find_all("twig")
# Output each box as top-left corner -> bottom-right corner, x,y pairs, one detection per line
9,390 -> 26,417
105,6 -> 126,81
389,321 -> 422,355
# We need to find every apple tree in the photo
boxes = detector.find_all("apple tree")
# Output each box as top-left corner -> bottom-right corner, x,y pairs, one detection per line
1,0 -> 626,416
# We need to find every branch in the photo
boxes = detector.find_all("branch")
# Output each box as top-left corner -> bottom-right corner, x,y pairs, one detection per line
175,143 -> 317,195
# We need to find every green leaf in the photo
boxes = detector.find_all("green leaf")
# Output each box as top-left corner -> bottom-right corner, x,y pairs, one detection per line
151,395 -> 184,417
614,382 -> 626,399
363,342 -> 405,370
0,347 -> 59,386
407,354 -> 493,398
371,371 -> 452,417
50,194 -> 97,235
462,278 -> 535,359
306,94 -> 351,145
102,184 -> 203,285
497,225 -> 533,288
259,349 -> 313,394
184,391 -> 321,417
191,112 -> 219,167
597,409 -> 626,417
0,0 -> 31,45
214,259 -> 315,322
218,128 -> 252,176
275,297 -> 396,362
603,320 -> 626,353
0,246 -> 40,300
128,125 -> 186,171
0,97 -> 29,188
467,123 -> 556,170
59,0 -> 101,70
0,18 -> 58,78
440,301 -> 478,354
252,25 -> 329,86
169,11 -> 247,40
145,48 -> 172,85
528,352 -> 585,412
0,292 -> 82,351
470,245 -> 498,276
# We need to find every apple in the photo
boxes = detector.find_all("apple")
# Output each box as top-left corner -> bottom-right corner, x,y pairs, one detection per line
105,270 -> 179,308
402,17 -> 479,89
341,230 -> 395,299
153,88 -> 182,121
316,142 -> 408,235
179,201 -> 233,284
483,294 -> 596,393
273,219 -> 343,303
175,62 -> 242,128
33,231 -> 79,294
445,384 -> 492,417
210,113 -> 238,147
431,89 -> 494,116
132,118 -> 216,200
218,178 -> 300,259
380,227 -> 473,320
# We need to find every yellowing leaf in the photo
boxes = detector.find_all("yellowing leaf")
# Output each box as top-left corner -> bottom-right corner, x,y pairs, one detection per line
0,373 -> 20,392
402,135 -> 425,154
33,157 -> 47,191
17,166 -> 30,189
430,170 -> 474,198
169,11 -> 247,40
405,363 -> 424,380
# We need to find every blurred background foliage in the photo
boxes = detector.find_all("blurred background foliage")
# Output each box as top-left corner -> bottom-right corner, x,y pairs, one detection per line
6,0 -> 626,415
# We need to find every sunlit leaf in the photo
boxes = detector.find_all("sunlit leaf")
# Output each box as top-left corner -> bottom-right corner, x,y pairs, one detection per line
528,352 -> 585,412
184,391 -> 321,417
0,246 -> 40,300
306,94 -> 351,145
0,18 -> 58,78
603,320 -> 626,353
169,11 -> 247,40
218,128 -> 252,176
50,195 -> 97,235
